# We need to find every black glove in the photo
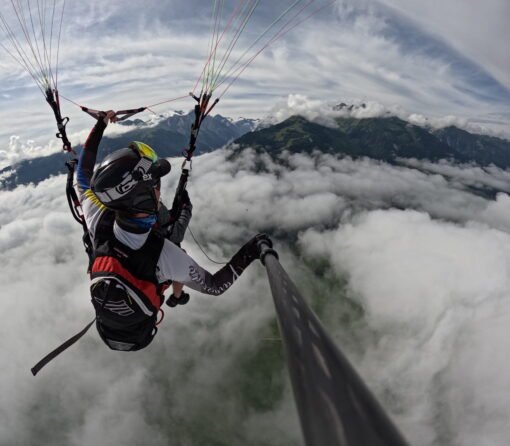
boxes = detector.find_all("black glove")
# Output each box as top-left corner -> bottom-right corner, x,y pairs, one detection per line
232,233 -> 273,269
165,292 -> 190,308
168,190 -> 191,219
156,202 -> 171,227
180,189 -> 191,209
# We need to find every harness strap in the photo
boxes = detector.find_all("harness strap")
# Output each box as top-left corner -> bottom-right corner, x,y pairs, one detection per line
45,88 -> 73,153
65,159 -> 85,225
114,107 -> 148,122
65,160 -> 94,267
156,308 -> 165,326
184,93 -> 219,160
31,318 -> 96,376
169,93 -> 219,227
31,281 -> 117,376
80,106 -> 147,122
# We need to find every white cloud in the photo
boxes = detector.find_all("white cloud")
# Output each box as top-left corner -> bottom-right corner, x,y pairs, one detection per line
401,159 -> 510,194
3,145 -> 510,444
267,95 -> 510,140
188,148 -> 510,445
299,209 -> 510,445
263,94 -> 343,128
0,171 -> 298,445
0,136 -> 61,170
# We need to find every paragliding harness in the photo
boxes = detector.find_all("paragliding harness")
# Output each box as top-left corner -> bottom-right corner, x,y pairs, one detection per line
31,171 -> 168,375
90,219 -> 168,352
65,162 -> 169,353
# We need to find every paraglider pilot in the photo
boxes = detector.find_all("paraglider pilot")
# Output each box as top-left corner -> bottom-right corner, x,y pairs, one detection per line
76,110 -> 271,351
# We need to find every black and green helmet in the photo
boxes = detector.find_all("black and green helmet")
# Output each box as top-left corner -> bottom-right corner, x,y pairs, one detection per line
90,141 -> 171,214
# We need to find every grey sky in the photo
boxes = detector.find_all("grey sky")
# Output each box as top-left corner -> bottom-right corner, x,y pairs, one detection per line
1,0 -> 509,161
376,0 -> 510,87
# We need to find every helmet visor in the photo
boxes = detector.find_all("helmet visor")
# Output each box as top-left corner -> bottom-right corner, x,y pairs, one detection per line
128,141 -> 170,179
129,141 -> 158,162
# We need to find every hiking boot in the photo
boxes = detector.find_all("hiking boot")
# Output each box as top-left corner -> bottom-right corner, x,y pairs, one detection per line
165,292 -> 190,308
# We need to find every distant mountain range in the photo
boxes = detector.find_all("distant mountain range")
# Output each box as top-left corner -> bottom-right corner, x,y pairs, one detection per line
235,115 -> 510,168
0,111 -> 257,190
2,111 -> 510,191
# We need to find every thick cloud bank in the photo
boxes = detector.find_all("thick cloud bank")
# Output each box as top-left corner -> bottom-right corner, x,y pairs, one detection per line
266,95 -> 510,139
1,146 -> 510,445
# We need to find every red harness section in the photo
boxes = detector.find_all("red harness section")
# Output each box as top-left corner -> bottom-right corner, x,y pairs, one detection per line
92,256 -> 163,311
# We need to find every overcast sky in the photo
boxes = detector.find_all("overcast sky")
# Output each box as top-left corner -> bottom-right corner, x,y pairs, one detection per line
0,0 -> 509,162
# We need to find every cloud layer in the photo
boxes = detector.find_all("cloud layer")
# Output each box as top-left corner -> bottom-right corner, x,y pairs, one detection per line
1,142 -> 510,445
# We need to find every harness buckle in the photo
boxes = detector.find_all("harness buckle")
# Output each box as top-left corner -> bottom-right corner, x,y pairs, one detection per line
181,158 -> 192,171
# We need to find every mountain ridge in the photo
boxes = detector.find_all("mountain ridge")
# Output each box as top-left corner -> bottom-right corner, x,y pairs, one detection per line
0,111 -> 257,190
235,115 -> 510,168
2,112 -> 510,191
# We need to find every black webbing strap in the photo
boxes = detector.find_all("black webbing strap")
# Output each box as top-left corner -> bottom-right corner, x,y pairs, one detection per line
201,97 -> 219,125
65,160 -> 94,266
80,106 -> 147,122
31,281 -> 117,376
80,106 -> 103,120
115,107 -> 147,122
65,159 -> 85,225
31,318 -> 96,376
183,93 -> 219,160
168,167 -> 190,226
168,94 -> 219,227
45,88 -> 72,152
